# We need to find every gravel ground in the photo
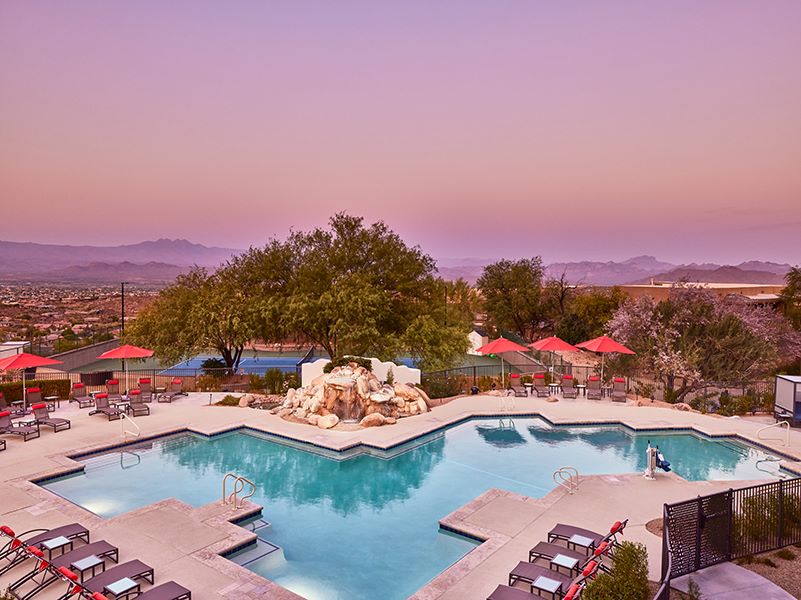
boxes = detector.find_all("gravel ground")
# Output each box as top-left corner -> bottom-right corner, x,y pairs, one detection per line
738,545 -> 801,598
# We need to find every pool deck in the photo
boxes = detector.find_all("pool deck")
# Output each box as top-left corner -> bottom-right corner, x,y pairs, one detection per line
2,392 -> 801,599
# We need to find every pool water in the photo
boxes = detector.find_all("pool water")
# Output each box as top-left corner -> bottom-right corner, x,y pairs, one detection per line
42,417 -> 784,599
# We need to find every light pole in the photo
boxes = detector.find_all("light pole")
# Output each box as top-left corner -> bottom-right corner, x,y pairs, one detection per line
120,281 -> 129,335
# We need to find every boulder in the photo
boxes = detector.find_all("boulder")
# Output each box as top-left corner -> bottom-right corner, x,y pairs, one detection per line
674,403 -> 692,412
238,394 -> 253,408
317,414 -> 340,429
286,388 -> 296,405
416,398 -> 429,413
307,414 -> 319,426
369,391 -> 392,403
546,397 -> 559,403
360,413 -> 386,427
294,407 -> 308,419
385,416 -> 397,425
368,378 -> 381,392
393,383 -> 418,400
277,407 -> 294,419
415,386 -> 431,404
356,375 -> 370,398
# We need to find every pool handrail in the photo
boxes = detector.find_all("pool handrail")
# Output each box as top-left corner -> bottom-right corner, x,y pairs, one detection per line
757,420 -> 789,447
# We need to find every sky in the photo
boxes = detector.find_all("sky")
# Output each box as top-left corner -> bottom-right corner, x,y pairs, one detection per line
1,1 -> 800,264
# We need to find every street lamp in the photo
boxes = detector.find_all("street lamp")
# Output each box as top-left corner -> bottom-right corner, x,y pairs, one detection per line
120,281 -> 130,335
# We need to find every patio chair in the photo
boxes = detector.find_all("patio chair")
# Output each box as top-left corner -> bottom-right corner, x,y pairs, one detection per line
0,522 -> 89,575
0,410 -> 40,442
71,383 -> 94,409
586,376 -> 602,400
132,581 -> 192,600
105,379 -> 123,402
31,403 -> 71,433
127,389 -> 150,417
487,586 -> 537,600
528,541 -> 586,565
81,559 -> 155,593
507,373 -> 528,397
0,439 -> 4,452
611,377 -> 627,402
25,388 -> 55,412
158,379 -> 184,403
88,394 -> 122,421
508,561 -> 572,596
547,519 -> 627,554
532,373 -> 550,398
561,374 -> 579,399
0,392 -> 25,417
137,378 -> 154,402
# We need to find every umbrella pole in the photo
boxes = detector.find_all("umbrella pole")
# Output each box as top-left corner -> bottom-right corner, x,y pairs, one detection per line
22,369 -> 26,413
601,354 -> 605,382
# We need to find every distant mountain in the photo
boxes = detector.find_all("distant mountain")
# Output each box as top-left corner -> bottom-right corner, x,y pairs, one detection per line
24,261 -> 191,284
638,265 -> 786,285
735,261 -> 794,276
0,239 -> 238,279
545,255 -> 676,285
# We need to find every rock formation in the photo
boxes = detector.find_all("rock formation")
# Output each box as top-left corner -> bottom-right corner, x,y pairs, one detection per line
274,362 -> 430,427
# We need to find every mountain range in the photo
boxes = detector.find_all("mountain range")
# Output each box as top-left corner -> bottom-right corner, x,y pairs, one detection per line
0,240 -> 792,285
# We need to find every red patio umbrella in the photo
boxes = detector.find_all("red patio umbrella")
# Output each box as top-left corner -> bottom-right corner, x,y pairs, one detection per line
529,336 -> 579,381
97,344 -> 154,392
576,335 -> 635,381
0,352 -> 63,411
475,337 -> 530,388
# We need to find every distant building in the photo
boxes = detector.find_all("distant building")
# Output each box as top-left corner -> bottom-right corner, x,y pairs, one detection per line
618,282 -> 784,307
0,341 -> 30,360
467,326 -> 489,355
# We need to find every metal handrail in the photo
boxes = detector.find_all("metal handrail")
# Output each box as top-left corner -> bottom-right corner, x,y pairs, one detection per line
120,413 -> 140,439
222,473 -> 239,506
222,473 -> 256,509
757,420 -> 790,447
237,476 -> 256,508
553,466 -> 580,494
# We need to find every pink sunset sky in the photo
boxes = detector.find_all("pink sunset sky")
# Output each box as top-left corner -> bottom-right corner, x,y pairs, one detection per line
1,1 -> 799,263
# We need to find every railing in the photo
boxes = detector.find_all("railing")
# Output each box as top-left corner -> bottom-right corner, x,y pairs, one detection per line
757,420 -> 790,447
120,412 -> 140,439
222,472 -> 256,510
552,466 -> 580,495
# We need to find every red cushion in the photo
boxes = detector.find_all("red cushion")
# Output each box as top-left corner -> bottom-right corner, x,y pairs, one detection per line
57,566 -> 79,581
96,393 -> 108,399
534,373 -> 545,379
614,377 -> 625,383
26,546 -> 44,558
74,383 -> 85,388
610,520 -> 625,534
581,560 -> 598,576
172,379 -> 182,384
107,380 -> 119,385
564,584 -> 581,600
129,389 -> 141,396
589,376 -> 600,381
562,374 -> 573,380
27,387 -> 41,393
593,541 -> 609,556
91,594 -> 110,600
510,373 -> 520,379
0,411 -> 10,418
0,525 -> 15,537
139,378 -> 151,384
31,403 -> 46,410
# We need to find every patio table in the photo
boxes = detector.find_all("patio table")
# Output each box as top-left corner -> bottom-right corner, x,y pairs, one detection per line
104,577 -> 140,599
532,574 -> 562,600
550,553 -> 579,575
41,535 -> 72,559
71,554 -> 105,582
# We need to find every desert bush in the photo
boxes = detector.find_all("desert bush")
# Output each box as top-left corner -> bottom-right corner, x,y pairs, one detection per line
323,356 -> 373,373
422,375 -> 464,399
248,374 -> 265,391
215,395 -> 241,407
582,541 -> 650,600
201,358 -> 226,377
733,491 -> 801,552
283,372 -> 299,391
0,379 -> 71,402
263,369 -> 285,394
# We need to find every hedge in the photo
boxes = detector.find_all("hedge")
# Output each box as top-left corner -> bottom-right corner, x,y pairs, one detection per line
0,379 -> 71,402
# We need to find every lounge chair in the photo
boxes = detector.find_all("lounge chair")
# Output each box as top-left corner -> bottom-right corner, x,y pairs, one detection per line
25,388 -> 55,412
158,379 -> 184,403
561,375 -> 578,399
71,383 -> 94,409
547,520 -> 627,554
487,586 -> 537,600
105,380 -> 123,402
137,378 -> 154,403
508,561 -> 572,596
508,374 -> 528,397
127,390 -> 150,417
0,410 -> 40,442
586,376 -> 602,400
0,523 -> 89,575
31,403 -> 70,433
0,439 -> 5,452
88,394 -> 122,421
0,392 -> 25,417
81,559 -> 155,593
611,377 -> 627,402
528,541 -> 586,566
532,373 -> 550,398
132,581 -> 192,600
9,540 -> 118,598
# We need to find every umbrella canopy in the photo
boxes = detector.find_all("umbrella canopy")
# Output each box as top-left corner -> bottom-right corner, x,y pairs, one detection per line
0,353 -> 63,412
576,335 -> 635,355
476,337 -> 529,388
475,338 -> 529,355
97,344 -> 155,360
529,336 -> 579,353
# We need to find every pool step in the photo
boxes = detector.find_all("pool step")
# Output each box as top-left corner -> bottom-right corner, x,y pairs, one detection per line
228,536 -> 284,568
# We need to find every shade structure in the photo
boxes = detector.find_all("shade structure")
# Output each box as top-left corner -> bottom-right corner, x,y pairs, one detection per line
475,337 -> 529,388
97,344 -> 154,392
529,336 -> 579,382
0,353 -> 63,412
576,335 -> 635,381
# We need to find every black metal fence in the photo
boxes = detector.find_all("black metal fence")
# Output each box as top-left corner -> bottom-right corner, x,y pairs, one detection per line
656,478 -> 801,598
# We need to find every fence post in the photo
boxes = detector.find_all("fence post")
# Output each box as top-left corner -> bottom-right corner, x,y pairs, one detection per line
472,366 -> 477,386
695,496 -> 703,572
778,480 -> 785,548
726,488 -> 733,561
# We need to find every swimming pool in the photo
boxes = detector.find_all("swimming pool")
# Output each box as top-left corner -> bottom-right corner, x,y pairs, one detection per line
41,417 -> 786,599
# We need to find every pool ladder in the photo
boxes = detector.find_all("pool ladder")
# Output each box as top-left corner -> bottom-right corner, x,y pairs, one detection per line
222,473 -> 256,510
120,413 -> 140,439
553,466 -> 580,495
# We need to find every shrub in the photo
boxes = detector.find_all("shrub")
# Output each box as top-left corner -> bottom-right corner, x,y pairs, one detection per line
283,372 -> 299,391
733,491 -> 801,552
263,369 -> 285,394
422,375 -> 464,399
386,368 -> 395,386
322,356 -> 373,373
196,375 -> 222,391
201,358 -> 226,377
774,548 -> 795,560
215,395 -> 241,407
0,379 -> 71,402
687,577 -> 703,600
248,374 -> 265,391
634,382 -> 655,399
582,541 -> 650,600
718,395 -> 755,416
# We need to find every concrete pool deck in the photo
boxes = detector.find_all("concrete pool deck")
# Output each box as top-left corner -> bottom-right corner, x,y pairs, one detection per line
2,392 -> 801,598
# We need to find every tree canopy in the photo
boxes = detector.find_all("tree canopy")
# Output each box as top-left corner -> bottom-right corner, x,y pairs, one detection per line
476,258 -> 546,338
129,214 -> 469,371
782,266 -> 801,330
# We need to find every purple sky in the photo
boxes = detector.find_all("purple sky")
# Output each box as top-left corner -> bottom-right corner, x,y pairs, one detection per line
1,1 -> 800,263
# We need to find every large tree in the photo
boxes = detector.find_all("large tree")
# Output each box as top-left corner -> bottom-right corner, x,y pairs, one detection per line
555,287 -> 627,345
781,266 -> 801,330
606,285 -> 801,400
477,258 -> 546,338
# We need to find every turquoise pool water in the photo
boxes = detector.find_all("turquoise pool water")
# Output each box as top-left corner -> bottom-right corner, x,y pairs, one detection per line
42,418 -> 784,599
